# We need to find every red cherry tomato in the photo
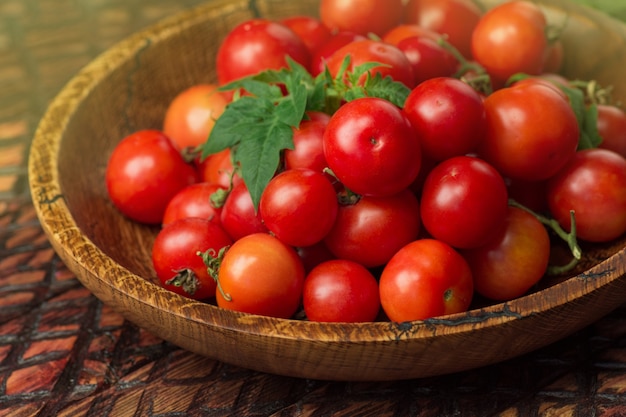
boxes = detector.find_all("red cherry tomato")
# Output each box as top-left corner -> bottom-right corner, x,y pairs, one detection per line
152,217 -> 233,300
105,129 -> 199,224
381,24 -> 441,46
323,97 -> 421,197
197,148 -> 241,190
216,233 -> 305,319
478,81 -> 579,181
284,113 -> 330,173
260,169 -> 339,247
547,148 -> 626,243
280,15 -> 332,56
324,189 -> 421,268
420,156 -> 509,249
303,259 -> 381,323
405,0 -> 483,59
462,206 -> 550,301
219,181 -> 268,241
471,0 -> 549,84
216,18 -> 310,85
597,104 -> 626,158
319,0 -> 405,37
162,84 -> 229,151
162,182 -> 225,226
403,77 -> 485,161
310,31 -> 367,76
379,239 -> 474,322
326,39 -> 416,88
396,36 -> 459,86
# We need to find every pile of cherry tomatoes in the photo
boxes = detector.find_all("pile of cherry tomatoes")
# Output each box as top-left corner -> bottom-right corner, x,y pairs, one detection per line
105,0 -> 626,323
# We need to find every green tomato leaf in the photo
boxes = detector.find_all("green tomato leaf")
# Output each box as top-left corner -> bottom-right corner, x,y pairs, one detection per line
559,83 -> 603,150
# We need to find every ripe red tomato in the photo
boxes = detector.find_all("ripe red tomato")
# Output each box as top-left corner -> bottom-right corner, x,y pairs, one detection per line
323,97 -> 421,197
259,169 -> 338,247
324,189 -> 421,268
152,217 -> 233,300
547,148 -> 626,243
596,104 -> 626,158
309,31 -> 366,76
280,15 -> 332,56
379,239 -> 474,322
162,182 -> 225,226
162,84 -> 229,151
325,39 -> 415,88
471,0 -> 549,84
403,77 -> 486,161
197,148 -> 241,190
105,130 -> 199,224
396,36 -> 459,86
216,233 -> 305,319
478,81 -> 579,181
216,18 -> 310,85
295,241 -> 336,273
219,181 -> 268,241
381,24 -> 440,46
303,259 -> 380,323
462,206 -> 550,301
283,113 -> 330,173
319,0 -> 404,37
420,156 -> 509,249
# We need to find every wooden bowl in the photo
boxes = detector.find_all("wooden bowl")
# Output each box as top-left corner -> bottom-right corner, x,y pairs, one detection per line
28,0 -> 626,381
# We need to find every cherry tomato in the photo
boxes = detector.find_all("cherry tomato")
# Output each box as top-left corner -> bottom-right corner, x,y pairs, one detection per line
462,206 -> 550,301
303,259 -> 380,323
216,18 -> 310,85
260,169 -> 338,247
381,24 -> 441,46
420,155 -> 509,249
596,104 -> 626,158
326,39 -> 415,88
379,238 -> 474,322
396,36 -> 459,86
162,84 -> 229,151
324,189 -> 421,268
283,113 -> 330,173
152,217 -> 233,300
216,233 -> 305,319
219,180 -> 268,241
280,15 -> 332,56
105,129 -> 199,224
296,241 -> 336,273
547,148 -> 626,243
319,0 -> 404,37
197,148 -> 241,190
403,77 -> 485,161
310,31 -> 366,76
478,81 -> 579,181
162,182 -> 225,226
471,0 -> 549,84
405,0 -> 483,59
323,97 -> 421,197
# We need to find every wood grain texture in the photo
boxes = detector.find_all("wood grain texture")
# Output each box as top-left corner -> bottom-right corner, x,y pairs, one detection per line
28,0 -> 626,381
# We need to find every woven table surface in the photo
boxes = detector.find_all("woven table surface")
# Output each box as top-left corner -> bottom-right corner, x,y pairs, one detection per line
2,1 -> 626,416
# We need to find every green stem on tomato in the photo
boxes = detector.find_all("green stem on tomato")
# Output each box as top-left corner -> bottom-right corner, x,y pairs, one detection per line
198,246 -> 232,301
508,199 -> 582,275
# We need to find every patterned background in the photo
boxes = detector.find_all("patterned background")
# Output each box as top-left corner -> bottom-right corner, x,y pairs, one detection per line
2,1 -> 626,416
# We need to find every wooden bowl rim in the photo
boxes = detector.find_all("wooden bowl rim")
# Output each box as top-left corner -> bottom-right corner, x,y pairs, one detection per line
28,0 -> 626,347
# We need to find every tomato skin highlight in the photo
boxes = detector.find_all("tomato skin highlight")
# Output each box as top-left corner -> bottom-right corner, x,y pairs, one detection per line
547,148 -> 626,243
105,129 -> 199,225
379,239 -> 474,322
323,97 -> 422,197
303,259 -> 381,323
216,233 -> 306,319
462,206 -> 550,301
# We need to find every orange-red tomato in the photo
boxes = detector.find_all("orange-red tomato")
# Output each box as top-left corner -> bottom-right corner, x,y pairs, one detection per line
163,84 -> 228,150
320,0 -> 405,37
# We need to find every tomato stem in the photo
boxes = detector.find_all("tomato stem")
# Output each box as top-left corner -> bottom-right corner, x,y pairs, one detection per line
165,268 -> 199,296
198,247 -> 232,301
508,199 -> 581,275
436,36 -> 492,95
